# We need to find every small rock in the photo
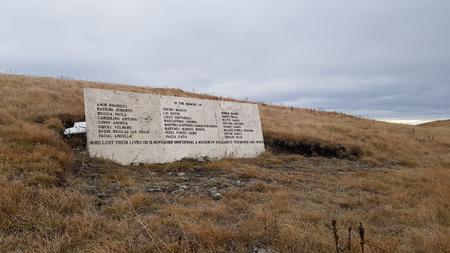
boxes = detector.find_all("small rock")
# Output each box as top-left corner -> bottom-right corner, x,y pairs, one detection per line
234,180 -> 245,187
125,188 -> 136,194
96,192 -> 106,198
109,183 -> 121,192
178,172 -> 188,181
144,186 -> 162,192
208,188 -> 223,200
207,178 -> 218,187
171,185 -> 188,195
86,185 -> 97,194
252,245 -> 275,253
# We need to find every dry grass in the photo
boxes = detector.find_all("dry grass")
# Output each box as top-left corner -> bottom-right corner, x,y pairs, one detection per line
1,74 -> 449,252
261,106 -> 450,167
420,119 -> 450,128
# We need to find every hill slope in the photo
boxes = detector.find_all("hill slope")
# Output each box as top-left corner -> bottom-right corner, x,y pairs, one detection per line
1,74 -> 449,252
1,74 -> 449,167
420,119 -> 450,128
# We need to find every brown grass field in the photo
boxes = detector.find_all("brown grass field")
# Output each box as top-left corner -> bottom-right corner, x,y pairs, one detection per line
0,74 -> 449,252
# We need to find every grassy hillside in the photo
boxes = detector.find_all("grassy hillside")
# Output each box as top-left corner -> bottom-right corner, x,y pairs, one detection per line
1,74 -> 449,252
420,119 -> 450,128
1,74 -> 449,167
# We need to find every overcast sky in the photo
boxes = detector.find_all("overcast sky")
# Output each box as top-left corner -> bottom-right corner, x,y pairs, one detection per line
1,0 -> 449,121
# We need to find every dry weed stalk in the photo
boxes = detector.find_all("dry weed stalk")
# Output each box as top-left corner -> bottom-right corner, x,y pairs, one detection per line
358,222 -> 365,253
331,219 -> 340,253
347,226 -> 352,252
329,221 -> 358,253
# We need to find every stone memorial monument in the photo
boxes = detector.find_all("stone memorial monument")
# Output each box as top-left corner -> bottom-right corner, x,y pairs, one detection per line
84,88 -> 265,165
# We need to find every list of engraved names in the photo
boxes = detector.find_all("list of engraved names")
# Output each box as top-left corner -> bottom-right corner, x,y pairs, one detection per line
90,100 -> 262,146
90,102 -> 152,145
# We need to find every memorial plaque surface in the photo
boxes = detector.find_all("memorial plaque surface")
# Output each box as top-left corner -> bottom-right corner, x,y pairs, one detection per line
84,89 -> 265,165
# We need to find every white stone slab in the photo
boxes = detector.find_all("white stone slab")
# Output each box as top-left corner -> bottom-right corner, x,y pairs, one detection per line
84,88 -> 265,165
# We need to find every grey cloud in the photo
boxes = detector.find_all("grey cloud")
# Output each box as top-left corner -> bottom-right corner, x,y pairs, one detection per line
1,0 -> 449,120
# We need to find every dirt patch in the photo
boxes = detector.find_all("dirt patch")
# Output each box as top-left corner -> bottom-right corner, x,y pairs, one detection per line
64,145 -> 374,213
265,136 -> 362,160
65,133 -> 87,148
65,150 -> 242,208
